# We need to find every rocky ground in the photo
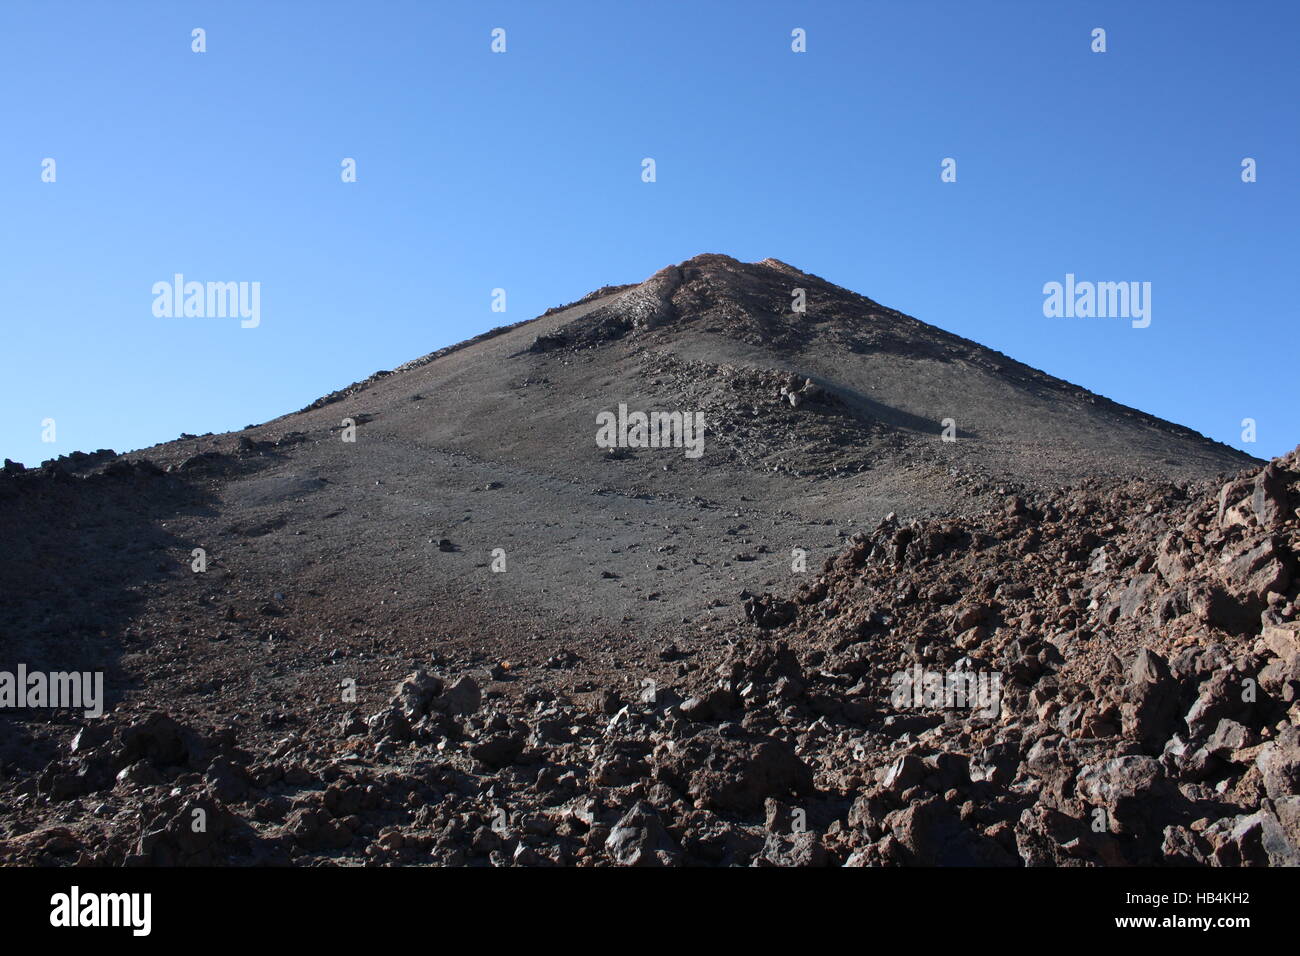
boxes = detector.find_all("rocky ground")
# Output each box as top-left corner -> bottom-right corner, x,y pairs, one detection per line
1,445 -> 1296,866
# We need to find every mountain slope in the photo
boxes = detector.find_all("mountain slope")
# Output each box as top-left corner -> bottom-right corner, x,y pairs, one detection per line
1,253 -> 1289,869
68,254 -> 1250,635
3,253 -> 1260,654
275,252 -> 1254,491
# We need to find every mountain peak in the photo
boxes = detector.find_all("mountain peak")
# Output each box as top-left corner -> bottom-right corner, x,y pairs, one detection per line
643,254 -> 814,287
515,254 -> 1255,485
540,251 -> 879,354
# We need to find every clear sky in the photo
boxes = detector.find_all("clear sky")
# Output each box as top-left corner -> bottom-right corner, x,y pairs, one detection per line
2,0 -> 1296,467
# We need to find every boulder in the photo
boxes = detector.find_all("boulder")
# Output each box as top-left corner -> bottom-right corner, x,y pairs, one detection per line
605,801 -> 680,866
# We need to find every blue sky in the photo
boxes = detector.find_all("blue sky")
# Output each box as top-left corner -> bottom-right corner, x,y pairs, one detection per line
2,0 -> 1296,466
